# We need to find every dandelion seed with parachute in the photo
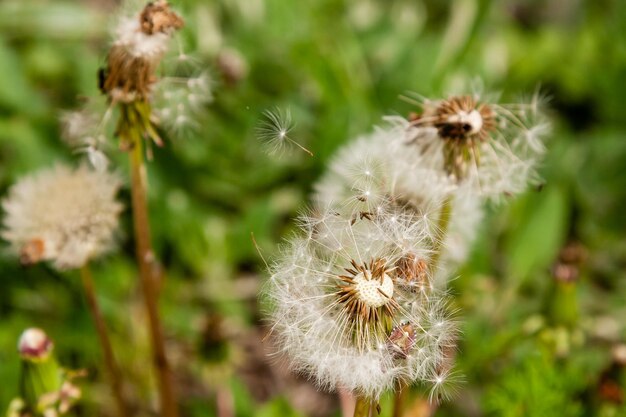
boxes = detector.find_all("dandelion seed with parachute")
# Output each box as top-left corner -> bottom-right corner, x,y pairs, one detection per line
257,107 -> 313,157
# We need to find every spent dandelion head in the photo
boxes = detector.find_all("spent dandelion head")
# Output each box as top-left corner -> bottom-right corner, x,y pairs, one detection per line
403,89 -> 549,199
1,165 -> 123,270
101,0 -> 184,103
97,1 -> 188,152
257,107 -> 313,157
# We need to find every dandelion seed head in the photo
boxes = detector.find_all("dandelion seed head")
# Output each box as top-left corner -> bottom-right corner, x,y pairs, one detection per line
2,165 -> 123,270
266,200 -> 456,399
404,89 -> 549,199
314,122 -> 484,278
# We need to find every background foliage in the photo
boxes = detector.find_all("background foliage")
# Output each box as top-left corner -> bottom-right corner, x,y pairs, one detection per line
1,0 -> 625,416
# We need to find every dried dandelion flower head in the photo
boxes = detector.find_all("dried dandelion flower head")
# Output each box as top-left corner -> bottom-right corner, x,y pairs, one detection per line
101,0 -> 184,102
266,201 -> 458,399
404,91 -> 549,198
2,165 -> 123,270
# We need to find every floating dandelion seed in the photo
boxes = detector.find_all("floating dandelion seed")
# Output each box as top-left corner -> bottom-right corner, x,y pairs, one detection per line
257,107 -> 313,157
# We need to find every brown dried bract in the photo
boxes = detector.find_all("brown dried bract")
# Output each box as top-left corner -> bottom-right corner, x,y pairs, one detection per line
20,238 -> 45,266
396,254 -> 428,286
102,51 -> 156,101
140,1 -> 184,35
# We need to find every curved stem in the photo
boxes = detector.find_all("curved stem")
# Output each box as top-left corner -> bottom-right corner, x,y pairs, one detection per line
128,121 -> 179,417
80,264 -> 130,417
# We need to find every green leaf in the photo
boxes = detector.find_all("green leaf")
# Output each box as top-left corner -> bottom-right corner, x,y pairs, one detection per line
505,186 -> 569,281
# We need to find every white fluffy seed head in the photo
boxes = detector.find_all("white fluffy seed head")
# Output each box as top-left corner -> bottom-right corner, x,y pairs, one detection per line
112,1 -> 183,62
2,165 -> 123,270
266,201 -> 457,399
314,122 -> 483,279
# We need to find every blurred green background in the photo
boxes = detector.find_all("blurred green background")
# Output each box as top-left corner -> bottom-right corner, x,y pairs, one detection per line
1,0 -> 625,416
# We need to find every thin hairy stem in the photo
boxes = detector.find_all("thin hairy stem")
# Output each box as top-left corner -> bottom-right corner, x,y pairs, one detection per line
396,196 -> 453,417
392,381 -> 407,417
80,264 -> 130,417
407,397 -> 436,417
339,389 -> 357,417
124,104 -> 179,417
353,396 -> 372,417
429,196 -> 453,275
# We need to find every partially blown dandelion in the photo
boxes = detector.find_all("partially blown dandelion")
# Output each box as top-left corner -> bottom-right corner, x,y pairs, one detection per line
267,200 -> 457,400
403,90 -> 549,198
2,165 -> 122,270
267,85 -> 549,415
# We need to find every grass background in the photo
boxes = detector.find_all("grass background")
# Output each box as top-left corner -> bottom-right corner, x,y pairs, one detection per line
1,0 -> 625,415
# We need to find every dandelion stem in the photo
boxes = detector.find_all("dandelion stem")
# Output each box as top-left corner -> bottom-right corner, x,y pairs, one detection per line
392,381 -> 407,417
79,263 -> 130,417
125,106 -> 179,417
353,396 -> 372,417
396,196 -> 453,417
429,196 -> 453,275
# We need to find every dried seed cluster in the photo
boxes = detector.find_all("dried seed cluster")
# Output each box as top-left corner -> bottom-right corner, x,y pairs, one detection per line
101,0 -> 184,102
